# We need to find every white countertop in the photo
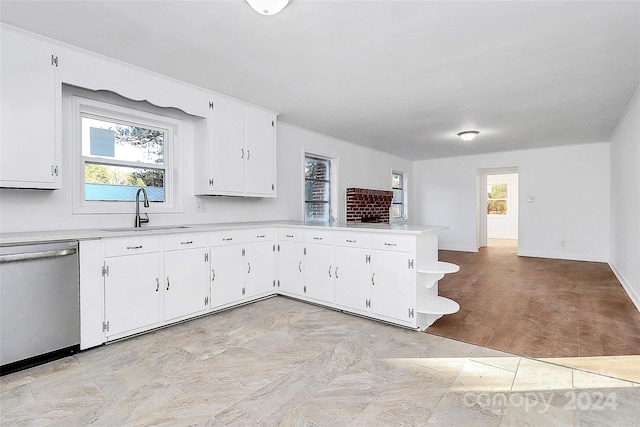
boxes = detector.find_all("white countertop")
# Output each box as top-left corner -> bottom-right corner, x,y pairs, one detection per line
0,221 -> 448,245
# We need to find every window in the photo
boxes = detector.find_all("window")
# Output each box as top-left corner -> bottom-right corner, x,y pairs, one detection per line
487,183 -> 508,215
305,155 -> 332,222
82,116 -> 166,202
392,171 -> 407,220
70,92 -> 182,214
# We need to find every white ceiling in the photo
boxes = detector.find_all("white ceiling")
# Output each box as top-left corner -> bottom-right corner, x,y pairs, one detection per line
2,1 -> 639,160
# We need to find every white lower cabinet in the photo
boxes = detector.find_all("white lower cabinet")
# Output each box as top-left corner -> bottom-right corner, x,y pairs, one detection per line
303,231 -> 335,304
334,243 -> 371,314
244,236 -> 276,298
276,229 -> 304,296
104,251 -> 162,338
209,237 -> 245,307
102,234 -> 211,340
163,245 -> 210,322
208,229 -> 276,308
370,249 -> 416,326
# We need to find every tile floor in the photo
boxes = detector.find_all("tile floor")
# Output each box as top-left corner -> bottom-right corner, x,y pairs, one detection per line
2,297 -> 638,426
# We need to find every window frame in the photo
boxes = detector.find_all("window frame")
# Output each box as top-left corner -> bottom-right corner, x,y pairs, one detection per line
303,152 -> 338,223
391,170 -> 408,221
71,95 -> 182,214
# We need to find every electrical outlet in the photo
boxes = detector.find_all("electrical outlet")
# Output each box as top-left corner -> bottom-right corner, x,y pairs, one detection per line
196,201 -> 206,213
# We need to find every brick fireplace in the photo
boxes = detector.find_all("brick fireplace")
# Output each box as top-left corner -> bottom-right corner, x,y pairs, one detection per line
346,188 -> 393,223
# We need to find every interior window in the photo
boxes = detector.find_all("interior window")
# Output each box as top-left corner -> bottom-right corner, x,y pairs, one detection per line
392,171 -> 407,219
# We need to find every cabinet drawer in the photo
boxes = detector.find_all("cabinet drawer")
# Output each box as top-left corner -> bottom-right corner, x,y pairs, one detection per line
207,230 -> 244,246
244,228 -> 275,243
370,234 -> 414,252
303,230 -> 334,245
163,233 -> 206,251
277,228 -> 302,242
334,232 -> 370,248
104,236 -> 161,257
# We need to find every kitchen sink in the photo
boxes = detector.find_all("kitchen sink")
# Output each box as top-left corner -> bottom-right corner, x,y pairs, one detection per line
100,225 -> 192,232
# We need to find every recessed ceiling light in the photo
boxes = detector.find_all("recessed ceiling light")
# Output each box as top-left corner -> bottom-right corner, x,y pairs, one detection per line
245,0 -> 289,15
457,131 -> 479,141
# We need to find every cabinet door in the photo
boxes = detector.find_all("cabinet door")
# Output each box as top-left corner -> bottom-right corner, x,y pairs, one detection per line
209,96 -> 245,194
245,107 -> 276,196
164,248 -> 210,321
370,250 -> 415,323
1,28 -> 60,189
210,244 -> 245,307
104,253 -> 161,338
278,241 -> 304,296
245,241 -> 276,298
334,247 -> 370,313
303,244 -> 334,303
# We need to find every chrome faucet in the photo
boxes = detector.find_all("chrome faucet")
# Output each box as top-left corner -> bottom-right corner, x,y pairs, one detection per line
135,187 -> 150,228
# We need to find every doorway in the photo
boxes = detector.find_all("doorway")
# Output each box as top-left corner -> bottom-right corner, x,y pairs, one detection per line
477,167 -> 519,249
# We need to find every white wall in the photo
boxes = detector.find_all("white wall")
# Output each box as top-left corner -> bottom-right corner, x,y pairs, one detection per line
412,143 -> 611,262
0,114 -> 410,233
487,173 -> 519,240
609,86 -> 640,311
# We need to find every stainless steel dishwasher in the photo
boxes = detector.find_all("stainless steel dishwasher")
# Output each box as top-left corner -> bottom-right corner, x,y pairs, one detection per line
0,240 -> 80,375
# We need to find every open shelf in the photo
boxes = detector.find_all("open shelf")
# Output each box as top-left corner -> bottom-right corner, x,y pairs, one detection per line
417,296 -> 460,315
416,261 -> 460,275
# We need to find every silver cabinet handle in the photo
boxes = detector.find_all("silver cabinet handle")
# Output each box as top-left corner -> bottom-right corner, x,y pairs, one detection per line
222,238 -> 233,242
286,234 -> 294,238
181,241 -> 193,245
384,243 -> 397,247
248,262 -> 251,274
156,278 -> 160,292
166,277 -> 170,290
372,273 -> 375,285
127,245 -> 143,250
298,261 -> 302,272
335,267 -> 339,279
314,237 -> 323,241
346,239 -> 357,243
0,248 -> 76,263
256,235 -> 265,238
212,269 -> 216,281
247,149 -> 251,160
241,148 -> 245,159
328,266 -> 332,277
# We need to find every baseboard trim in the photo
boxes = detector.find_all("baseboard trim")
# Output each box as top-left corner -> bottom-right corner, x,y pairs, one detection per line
516,250 -> 607,263
438,246 -> 478,253
609,262 -> 640,313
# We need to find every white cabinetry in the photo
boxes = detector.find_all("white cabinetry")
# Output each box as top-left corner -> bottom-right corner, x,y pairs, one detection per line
103,237 -> 162,339
244,230 -> 276,298
303,231 -> 335,304
163,234 -> 210,322
1,26 -> 61,189
208,228 -> 276,308
209,231 -> 245,307
195,96 -> 277,197
334,233 -> 371,314
276,229 -> 304,296
370,234 -> 417,327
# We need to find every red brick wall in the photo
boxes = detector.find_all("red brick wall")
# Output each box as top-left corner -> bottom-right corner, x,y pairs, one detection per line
346,188 -> 393,223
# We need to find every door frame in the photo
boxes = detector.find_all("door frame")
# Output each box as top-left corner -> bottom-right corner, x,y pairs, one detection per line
477,166 -> 519,248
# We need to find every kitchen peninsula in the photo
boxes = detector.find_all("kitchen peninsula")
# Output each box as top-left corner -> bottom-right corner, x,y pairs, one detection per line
0,221 -> 460,350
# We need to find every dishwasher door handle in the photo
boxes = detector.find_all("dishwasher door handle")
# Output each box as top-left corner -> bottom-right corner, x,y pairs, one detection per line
0,248 -> 77,263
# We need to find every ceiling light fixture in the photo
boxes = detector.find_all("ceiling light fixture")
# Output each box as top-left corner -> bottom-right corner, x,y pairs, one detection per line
245,0 -> 289,15
457,131 -> 479,141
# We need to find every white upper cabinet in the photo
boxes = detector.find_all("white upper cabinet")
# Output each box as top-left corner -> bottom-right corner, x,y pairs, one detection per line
1,26 -> 61,189
195,95 -> 277,197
